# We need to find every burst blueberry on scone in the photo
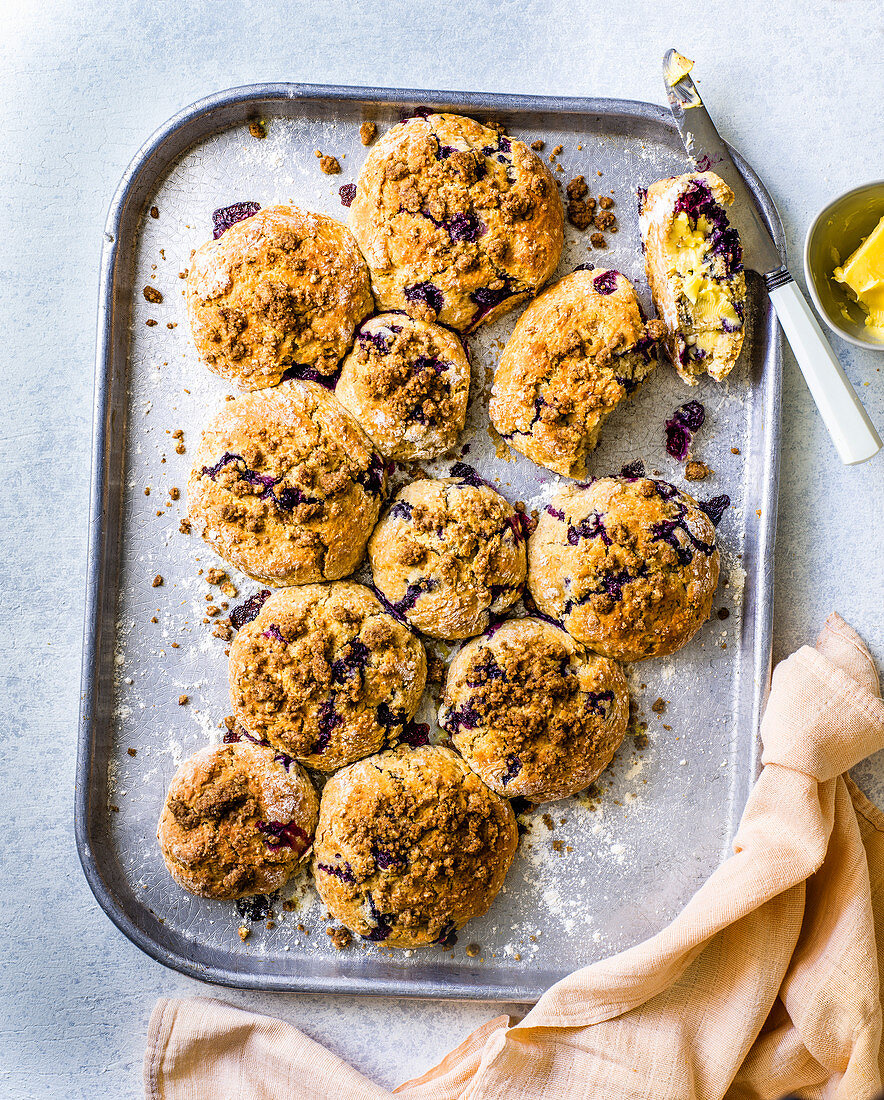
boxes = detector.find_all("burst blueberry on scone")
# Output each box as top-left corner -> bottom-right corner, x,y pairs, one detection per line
639,172 -> 746,384
489,267 -> 665,477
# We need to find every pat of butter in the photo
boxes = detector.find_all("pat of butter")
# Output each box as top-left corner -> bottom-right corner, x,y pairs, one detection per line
833,215 -> 884,335
664,51 -> 694,86
669,213 -> 740,327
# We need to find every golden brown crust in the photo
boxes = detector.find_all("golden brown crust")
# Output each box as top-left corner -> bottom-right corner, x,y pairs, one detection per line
186,205 -> 373,390
187,381 -> 387,585
490,268 -> 661,477
639,173 -> 746,384
157,742 -> 318,899
228,583 -> 426,772
368,477 -> 526,640
312,745 -> 518,948
527,477 -> 720,662
349,113 -> 563,332
335,313 -> 470,460
440,618 -> 628,801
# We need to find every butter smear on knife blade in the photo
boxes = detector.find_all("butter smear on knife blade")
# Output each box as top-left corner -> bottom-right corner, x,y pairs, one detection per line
664,51 -> 694,87
833,215 -> 884,339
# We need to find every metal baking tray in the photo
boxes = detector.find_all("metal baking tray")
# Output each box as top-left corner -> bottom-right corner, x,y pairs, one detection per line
77,83 -> 782,1000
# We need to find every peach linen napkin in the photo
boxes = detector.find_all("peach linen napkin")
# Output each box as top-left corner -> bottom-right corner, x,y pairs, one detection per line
145,613 -> 884,1100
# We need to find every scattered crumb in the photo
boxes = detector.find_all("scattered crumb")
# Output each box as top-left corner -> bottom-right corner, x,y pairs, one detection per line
651,698 -> 667,714
143,285 -> 163,304
359,121 -> 377,145
718,607 -> 730,621
127,747 -> 137,757
145,319 -> 158,327
551,144 -> 564,156
175,443 -> 186,454
466,943 -> 481,958
166,322 -> 177,330
179,519 -> 191,535
530,140 -> 544,151
598,195 -> 614,209
169,487 -> 180,500
731,447 -> 741,455
552,839 -> 564,854
542,813 -> 554,830
266,920 -> 276,930
172,429 -> 184,439
213,620 -> 234,641
238,926 -> 250,941
149,206 -> 159,219
282,899 -> 298,912
327,927 -> 352,950
109,804 -> 120,813
566,176 -> 588,200
316,152 -> 341,174
178,695 -> 188,706
206,568 -> 228,585
685,461 -> 710,481
249,119 -> 268,140
152,575 -> 163,587
144,487 -> 151,496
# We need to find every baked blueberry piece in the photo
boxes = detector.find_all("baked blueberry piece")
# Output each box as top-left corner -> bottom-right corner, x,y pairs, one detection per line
228,582 -> 426,772
335,313 -> 470,461
157,741 -> 318,900
312,745 -> 518,948
490,268 -> 665,477
349,113 -> 563,332
187,380 -> 387,585
440,617 -> 628,802
528,476 -> 720,662
368,475 -> 526,640
186,205 -> 373,390
639,172 -> 746,384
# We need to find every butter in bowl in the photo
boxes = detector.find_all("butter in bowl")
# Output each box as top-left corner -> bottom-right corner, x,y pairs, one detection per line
804,180 -> 884,349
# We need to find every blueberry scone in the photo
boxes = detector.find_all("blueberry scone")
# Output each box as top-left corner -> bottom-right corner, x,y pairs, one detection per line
228,583 -> 426,772
157,741 -> 318,900
527,476 -> 721,662
187,380 -> 387,585
335,313 -> 471,460
639,172 -> 746,383
440,618 -> 628,802
349,113 -> 563,332
489,268 -> 664,477
186,205 -> 373,389
312,745 -> 518,947
368,472 -> 526,639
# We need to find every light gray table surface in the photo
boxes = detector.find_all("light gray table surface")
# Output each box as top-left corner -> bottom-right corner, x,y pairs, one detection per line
2,1 -> 882,1096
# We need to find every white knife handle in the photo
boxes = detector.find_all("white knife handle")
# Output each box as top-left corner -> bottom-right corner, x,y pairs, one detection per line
767,273 -> 882,465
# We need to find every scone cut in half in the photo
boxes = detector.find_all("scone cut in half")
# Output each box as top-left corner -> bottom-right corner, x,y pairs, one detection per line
349,112 -> 563,332
639,172 -> 746,384
489,267 -> 664,477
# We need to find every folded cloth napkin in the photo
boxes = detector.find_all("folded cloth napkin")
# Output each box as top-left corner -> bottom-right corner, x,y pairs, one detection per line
145,613 -> 884,1100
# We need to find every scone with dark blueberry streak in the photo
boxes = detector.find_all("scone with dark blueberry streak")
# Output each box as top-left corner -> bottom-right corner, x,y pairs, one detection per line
639,172 -> 746,384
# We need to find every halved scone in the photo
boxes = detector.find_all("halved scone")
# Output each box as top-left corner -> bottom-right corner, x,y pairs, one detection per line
639,172 -> 746,384
489,267 -> 664,478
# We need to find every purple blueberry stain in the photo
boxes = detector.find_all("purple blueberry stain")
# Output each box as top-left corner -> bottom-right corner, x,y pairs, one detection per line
672,178 -> 743,277
469,281 -> 513,325
697,495 -> 731,527
261,623 -> 287,644
313,699 -> 342,754
450,461 -> 496,491
446,212 -> 484,242
257,820 -> 310,853
567,512 -> 611,547
318,862 -> 357,884
389,500 -> 413,522
404,281 -> 444,315
356,453 -> 388,497
665,401 -> 706,461
280,363 -> 339,389
212,201 -> 260,239
364,894 -> 394,941
434,921 -> 458,947
372,845 -> 401,870
545,505 -> 565,521
584,690 -> 615,717
338,183 -> 357,207
500,755 -> 522,786
235,891 -> 279,922
229,590 -> 271,630
358,328 -> 391,355
273,752 -> 295,772
620,459 -> 646,479
399,721 -> 430,747
376,702 -> 407,732
330,638 -> 371,684
442,699 -> 481,734
593,270 -> 619,295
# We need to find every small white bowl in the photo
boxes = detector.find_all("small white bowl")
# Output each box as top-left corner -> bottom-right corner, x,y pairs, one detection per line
804,180 -> 884,350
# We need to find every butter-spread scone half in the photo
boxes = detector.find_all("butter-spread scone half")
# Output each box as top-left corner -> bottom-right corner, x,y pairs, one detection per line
349,113 -> 563,332
312,745 -> 518,947
186,205 -> 373,390
228,582 -> 427,772
639,172 -> 746,384
188,380 -> 387,585
440,617 -> 629,802
157,741 -> 318,900
489,267 -> 664,478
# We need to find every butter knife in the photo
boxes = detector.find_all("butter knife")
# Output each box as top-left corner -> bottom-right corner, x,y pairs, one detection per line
663,49 -> 881,465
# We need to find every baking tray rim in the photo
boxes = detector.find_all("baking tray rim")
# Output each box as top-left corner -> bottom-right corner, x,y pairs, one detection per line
76,81 -> 783,1000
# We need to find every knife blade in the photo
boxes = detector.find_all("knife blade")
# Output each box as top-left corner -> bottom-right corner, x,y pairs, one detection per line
663,49 -> 783,277
660,49 -> 881,465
